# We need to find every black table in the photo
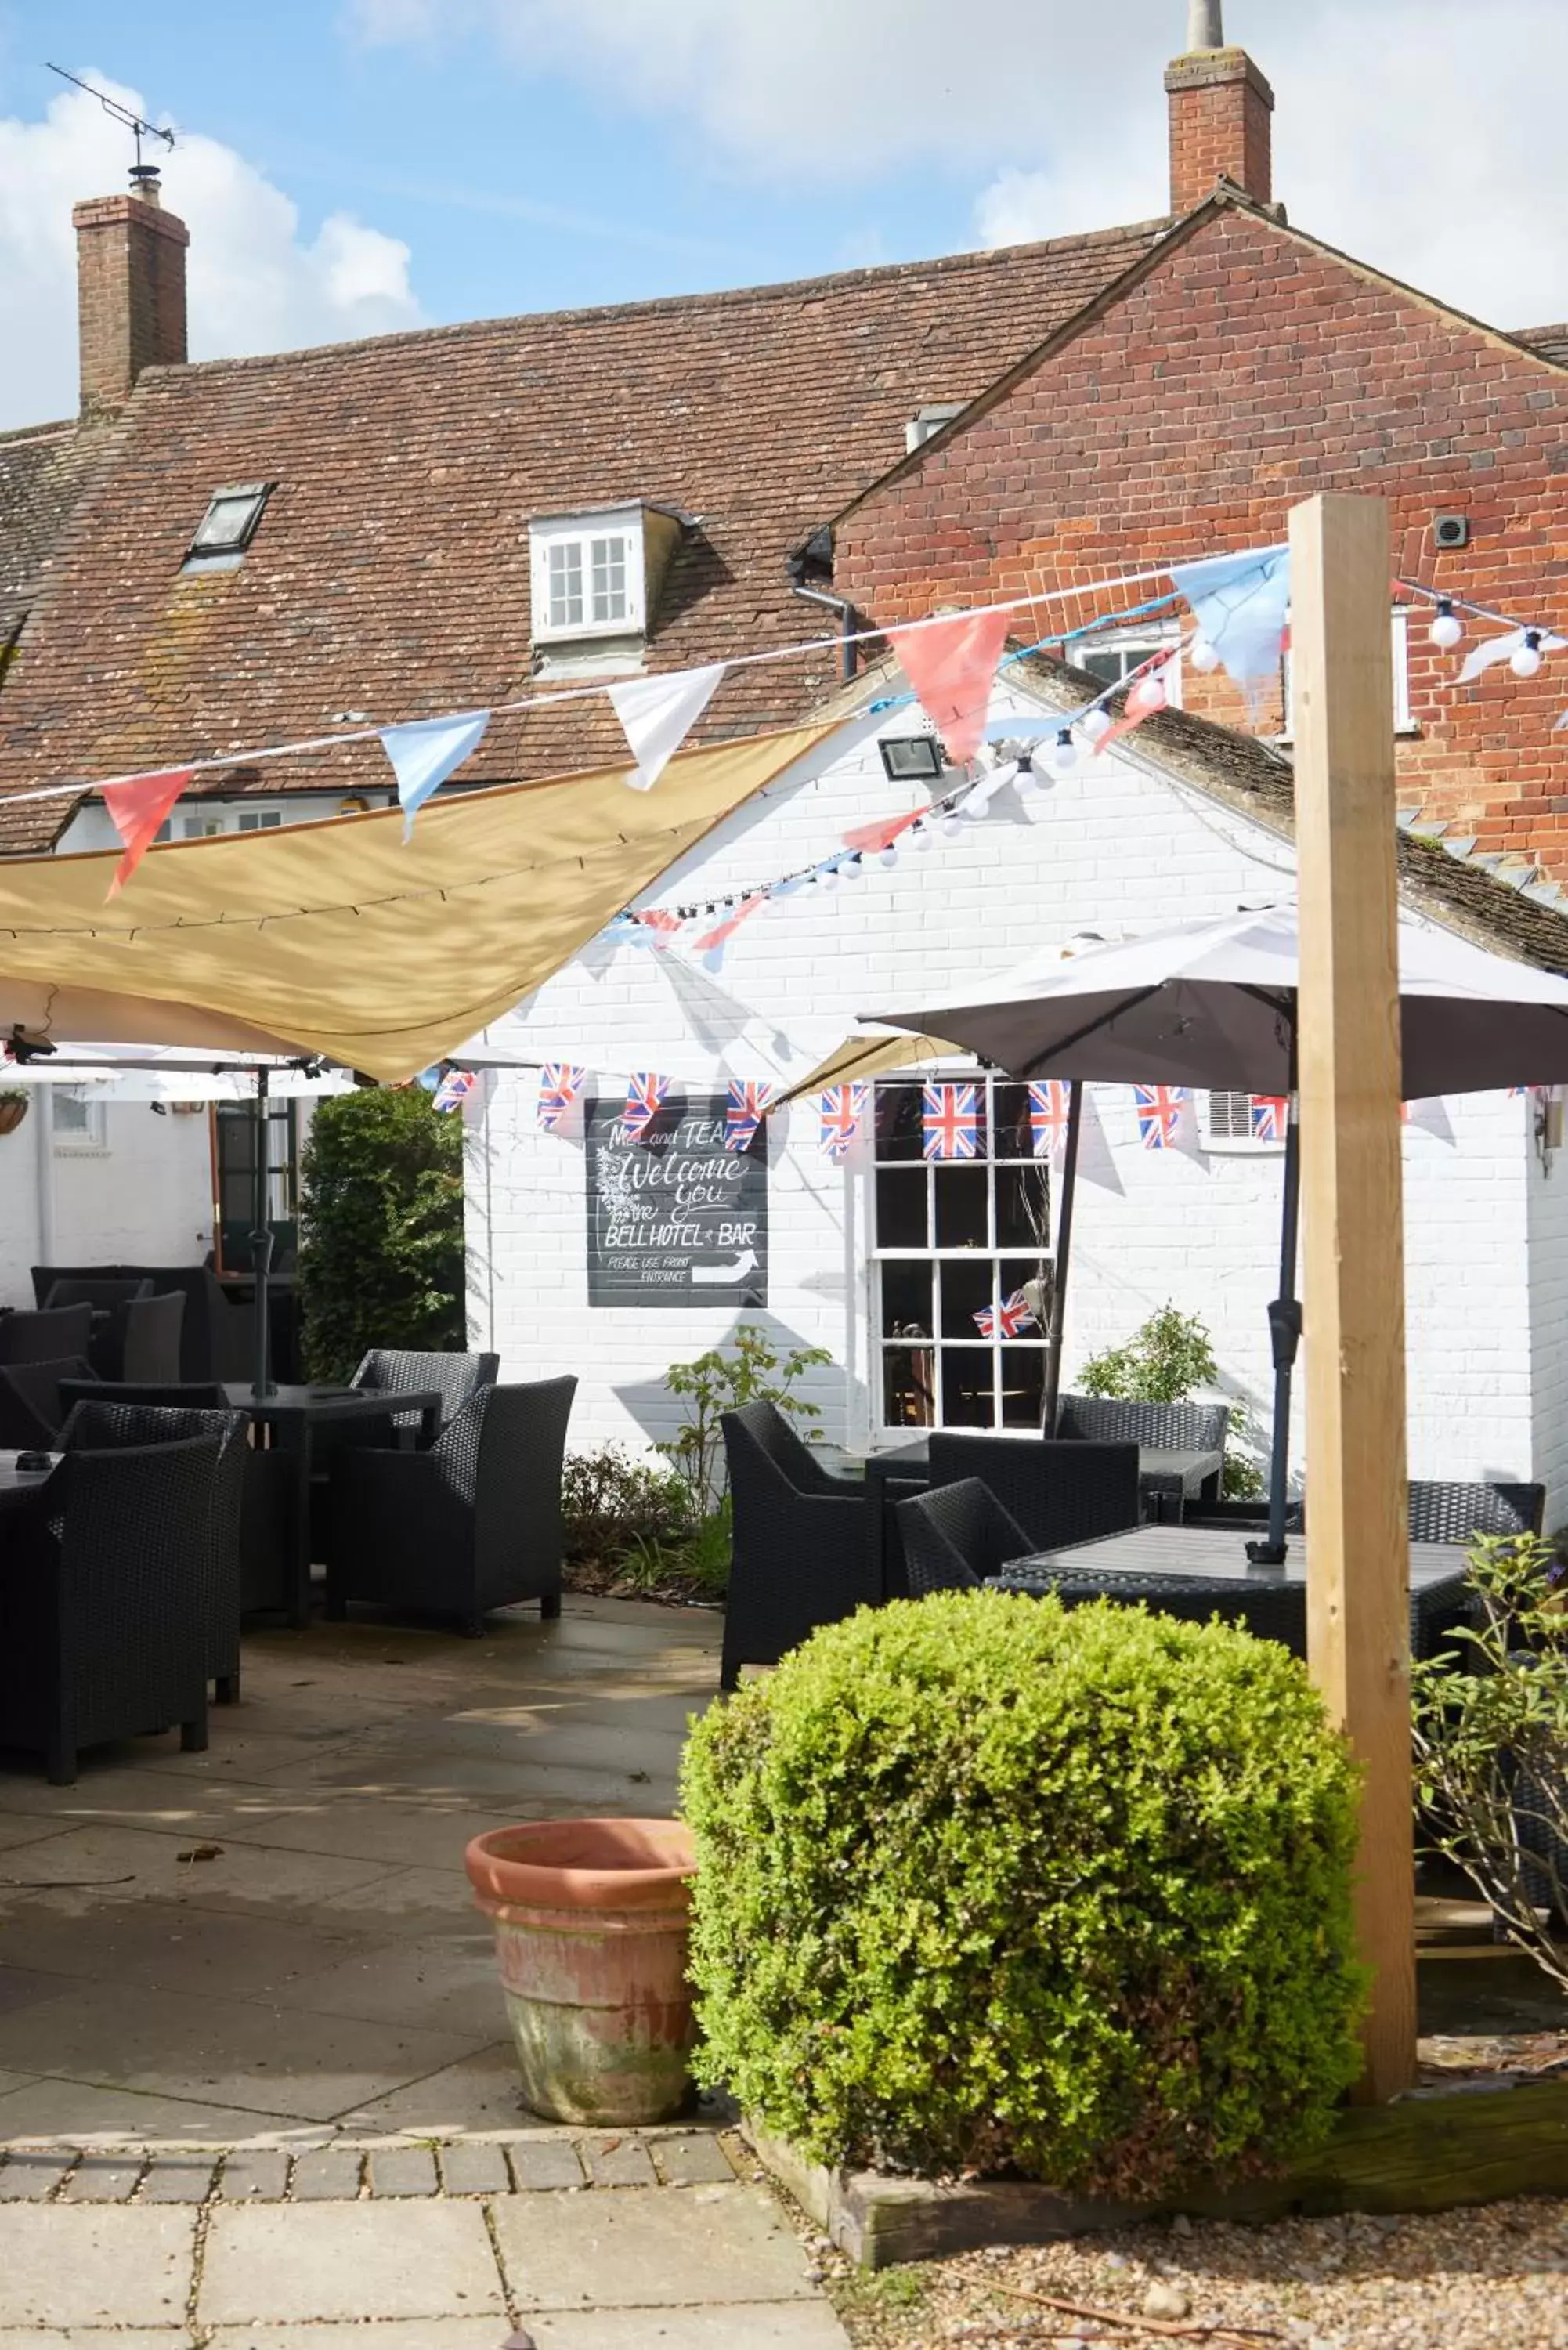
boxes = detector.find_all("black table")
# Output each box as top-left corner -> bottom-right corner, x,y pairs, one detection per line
222,1383 -> 443,1625
991,1522 -> 1474,1662
0,1452 -> 55,1512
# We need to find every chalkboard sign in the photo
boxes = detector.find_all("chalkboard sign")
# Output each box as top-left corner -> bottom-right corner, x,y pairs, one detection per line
585,1091 -> 768,1309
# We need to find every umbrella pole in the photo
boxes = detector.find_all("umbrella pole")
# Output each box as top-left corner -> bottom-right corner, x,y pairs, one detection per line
249,1066 -> 276,1399
1247,1083 -> 1302,1566
1040,1079 -> 1083,1435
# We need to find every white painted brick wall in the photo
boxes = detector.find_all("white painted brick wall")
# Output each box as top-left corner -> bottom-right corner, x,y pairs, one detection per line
469,690 -> 1552,1495
0,1097 -> 216,1310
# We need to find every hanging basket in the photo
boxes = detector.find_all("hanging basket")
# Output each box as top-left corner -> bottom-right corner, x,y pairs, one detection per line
0,1096 -> 31,1137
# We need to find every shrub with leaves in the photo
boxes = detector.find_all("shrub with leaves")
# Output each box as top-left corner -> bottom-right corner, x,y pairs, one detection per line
298,1087 -> 465,1384
562,1443 -> 695,1566
1079,1301 -> 1263,1501
660,1321 -> 831,1510
681,1591 -> 1366,2196
1412,1531 -> 1568,1992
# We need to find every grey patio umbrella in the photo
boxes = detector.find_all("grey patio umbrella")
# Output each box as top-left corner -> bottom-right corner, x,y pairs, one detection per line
864,904 -> 1568,1560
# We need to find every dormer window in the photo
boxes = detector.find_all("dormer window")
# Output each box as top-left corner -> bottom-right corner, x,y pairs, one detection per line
182,482 -> 272,573
529,501 -> 688,677
905,403 -> 965,453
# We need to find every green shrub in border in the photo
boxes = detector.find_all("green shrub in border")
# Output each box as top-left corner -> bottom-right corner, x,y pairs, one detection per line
298,1086 -> 465,1385
681,1592 -> 1366,2198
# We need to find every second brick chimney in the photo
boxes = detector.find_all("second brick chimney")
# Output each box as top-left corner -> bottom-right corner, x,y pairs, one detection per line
73,166 -> 189,419
1164,2 -> 1274,216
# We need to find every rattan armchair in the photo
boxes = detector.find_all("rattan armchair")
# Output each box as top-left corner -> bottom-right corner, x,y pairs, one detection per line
60,1401 -> 248,1704
351,1347 -> 500,1437
925,1433 -> 1141,1554
1055,1393 -> 1231,1452
325,1376 -> 576,1634
0,1356 -> 96,1448
92,1291 -> 186,1383
719,1400 -> 876,1689
0,1304 -> 93,1367
896,1479 -> 1034,1597
1407,1480 -> 1545,1543
0,1433 -> 219,1783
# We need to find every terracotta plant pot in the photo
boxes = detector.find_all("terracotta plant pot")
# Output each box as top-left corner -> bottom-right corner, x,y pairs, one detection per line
465,1816 -> 698,2126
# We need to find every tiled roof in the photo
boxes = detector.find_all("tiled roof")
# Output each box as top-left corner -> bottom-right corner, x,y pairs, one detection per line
0,219 -> 1166,851
0,418 -> 105,638
1513,323 -> 1568,367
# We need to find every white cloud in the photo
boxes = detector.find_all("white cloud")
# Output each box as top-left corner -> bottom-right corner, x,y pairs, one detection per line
346,0 -> 1568,328
0,76 -> 422,429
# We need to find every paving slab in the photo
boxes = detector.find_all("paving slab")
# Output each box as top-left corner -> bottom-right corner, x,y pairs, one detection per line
309,1865 -> 479,1938
529,2312 -> 853,2349
0,1968 -> 69,2019
0,2152 -> 73,2199
59,2154 -> 145,2200
367,2143 -> 439,2196
492,2183 -> 819,2311
205,2327 -> 500,2350
0,1770 -> 291,1838
336,2039 -> 529,2133
234,1800 -> 521,1873
439,2138 -> 511,2194
266,1929 -> 500,2037
0,2334 -> 193,2349
287,2148 -> 362,2200
215,2150 -> 291,2201
506,2136 -> 587,2191
652,2131 -> 737,2186
0,1825 -> 395,1922
0,1815 -> 73,1852
140,2155 -> 219,2203
0,1900 -> 367,2001
0,2077 -> 291,2144
198,2200 -> 504,2324
580,2132 -> 658,2188
0,2206 -> 196,2328
0,1981 -> 486,2123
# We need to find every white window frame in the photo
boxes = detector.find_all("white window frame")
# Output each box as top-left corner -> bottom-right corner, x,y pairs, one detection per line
1197,1089 -> 1288,1155
1281,609 -> 1412,740
51,1087 -> 107,1153
529,507 -> 646,644
1071,622 -> 1185,709
905,402 -> 965,452
869,1071 -> 1054,1440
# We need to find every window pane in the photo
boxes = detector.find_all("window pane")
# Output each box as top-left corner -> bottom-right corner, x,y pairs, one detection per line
192,492 -> 262,551
1001,1257 -> 1049,1319
941,1348 -> 993,1428
878,1258 -> 932,1339
996,1162 -> 1050,1250
992,1083 -> 1036,1160
938,1256 -> 992,1340
52,1090 -> 92,1134
873,1082 -> 924,1162
547,540 -> 583,627
1000,1348 -> 1046,1429
876,1166 -> 928,1250
934,1163 -> 988,1248
883,1345 -> 934,1430
1078,646 -> 1131,685
590,534 -> 628,623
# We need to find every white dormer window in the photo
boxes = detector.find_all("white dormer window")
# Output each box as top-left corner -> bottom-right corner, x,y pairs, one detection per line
530,507 -> 649,646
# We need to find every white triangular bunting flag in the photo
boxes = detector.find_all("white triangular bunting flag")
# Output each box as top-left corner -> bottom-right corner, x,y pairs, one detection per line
1458,628 -> 1567,685
609,664 -> 725,792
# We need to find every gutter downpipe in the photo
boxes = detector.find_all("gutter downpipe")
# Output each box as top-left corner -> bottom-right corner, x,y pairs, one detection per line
789,577 -> 858,683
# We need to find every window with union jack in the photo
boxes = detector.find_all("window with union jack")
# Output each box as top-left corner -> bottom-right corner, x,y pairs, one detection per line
872,1076 -> 1053,1437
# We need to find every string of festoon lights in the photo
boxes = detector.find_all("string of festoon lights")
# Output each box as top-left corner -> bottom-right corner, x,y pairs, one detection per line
1399,578 -> 1568,677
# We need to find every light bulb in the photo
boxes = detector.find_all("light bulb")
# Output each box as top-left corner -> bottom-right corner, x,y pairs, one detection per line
842,853 -> 864,880
1015,760 -> 1043,797
1512,629 -> 1545,679
1079,705 -> 1113,745
1429,600 -> 1464,651
1189,634 -> 1222,674
939,813 -> 964,841
910,822 -> 932,851
879,842 -> 899,868
820,866 -> 840,891
1049,728 -> 1079,777
1128,672 -> 1168,716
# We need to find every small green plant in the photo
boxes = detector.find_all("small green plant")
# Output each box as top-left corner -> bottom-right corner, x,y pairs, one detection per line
659,1322 -> 831,1510
1412,1531 -> 1568,1991
1079,1302 -> 1264,1499
628,1495 -> 735,1600
681,1592 -> 1367,2198
298,1087 -> 464,1383
562,1443 -> 695,1567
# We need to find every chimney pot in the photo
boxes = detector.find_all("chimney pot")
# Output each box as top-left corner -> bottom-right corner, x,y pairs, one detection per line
72,180 -> 189,418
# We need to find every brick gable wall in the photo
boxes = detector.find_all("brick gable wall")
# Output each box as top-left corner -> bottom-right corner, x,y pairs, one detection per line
834,206 -> 1568,880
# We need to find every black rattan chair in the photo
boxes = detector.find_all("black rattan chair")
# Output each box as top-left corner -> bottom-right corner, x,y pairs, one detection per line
925,1433 -> 1141,1555
325,1376 -> 576,1635
0,1433 -> 218,1783
33,1265 -> 254,1383
1407,1480 -> 1545,1543
0,1304 -> 93,1368
720,1400 -> 876,1690
59,1379 -> 226,1413
44,1275 -> 153,1313
896,1479 -> 1034,1597
1055,1393 -> 1231,1453
351,1347 -> 500,1439
0,1357 -> 96,1448
92,1291 -> 186,1384
60,1401 -> 248,1704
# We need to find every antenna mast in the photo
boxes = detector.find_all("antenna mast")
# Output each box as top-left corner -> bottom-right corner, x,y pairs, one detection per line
45,63 -> 175,183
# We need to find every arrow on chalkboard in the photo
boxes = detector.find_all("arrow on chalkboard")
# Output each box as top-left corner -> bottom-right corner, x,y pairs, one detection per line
692,1249 -> 758,1285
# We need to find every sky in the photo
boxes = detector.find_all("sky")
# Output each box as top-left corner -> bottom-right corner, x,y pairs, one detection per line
0,0 -> 1564,432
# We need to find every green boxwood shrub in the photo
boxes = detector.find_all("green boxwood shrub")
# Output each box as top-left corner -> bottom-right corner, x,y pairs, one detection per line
681,1593 -> 1367,2198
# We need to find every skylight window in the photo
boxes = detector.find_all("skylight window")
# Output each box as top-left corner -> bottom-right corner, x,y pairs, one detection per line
185,483 -> 272,566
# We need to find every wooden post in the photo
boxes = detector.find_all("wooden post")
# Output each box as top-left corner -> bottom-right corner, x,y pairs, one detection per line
1290,492 -> 1417,2104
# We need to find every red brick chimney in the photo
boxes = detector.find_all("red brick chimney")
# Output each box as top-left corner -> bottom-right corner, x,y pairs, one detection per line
72,165 -> 189,418
1165,2 -> 1274,215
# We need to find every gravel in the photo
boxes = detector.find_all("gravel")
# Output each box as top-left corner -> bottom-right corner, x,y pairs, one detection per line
825,2198 -> 1568,2348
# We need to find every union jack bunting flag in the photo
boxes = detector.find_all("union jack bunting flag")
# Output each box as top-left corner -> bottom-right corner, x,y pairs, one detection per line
818,1083 -> 868,1163
973,1289 -> 1038,1340
431,1067 -> 477,1115
724,1079 -> 772,1154
1028,1080 -> 1071,1163
537,1062 -> 585,1132
1133,1084 -> 1187,1151
620,1072 -> 669,1144
1250,1094 -> 1288,1144
923,1081 -> 980,1162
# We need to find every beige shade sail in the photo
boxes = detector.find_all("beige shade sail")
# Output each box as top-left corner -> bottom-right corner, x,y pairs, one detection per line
778,1029 -> 964,1105
0,724 -> 836,1081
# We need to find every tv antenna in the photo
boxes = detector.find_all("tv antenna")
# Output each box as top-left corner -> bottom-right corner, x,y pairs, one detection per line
45,63 -> 175,184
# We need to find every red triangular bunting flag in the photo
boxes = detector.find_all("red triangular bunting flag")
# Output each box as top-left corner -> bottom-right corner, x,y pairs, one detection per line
840,808 -> 924,855
103,768 -> 193,898
887,609 -> 1010,765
